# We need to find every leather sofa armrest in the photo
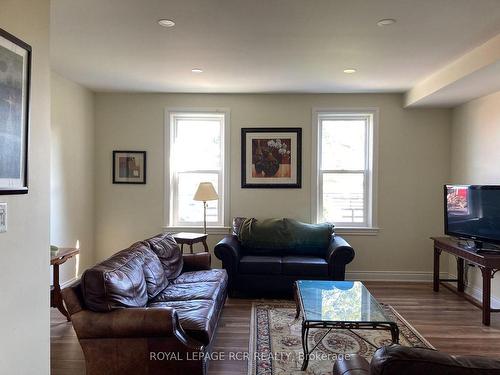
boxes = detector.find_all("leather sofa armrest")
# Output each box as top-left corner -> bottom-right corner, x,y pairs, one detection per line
371,344 -> 500,375
70,306 -> 203,350
333,355 -> 370,375
214,235 -> 242,275
326,235 -> 355,280
182,252 -> 211,271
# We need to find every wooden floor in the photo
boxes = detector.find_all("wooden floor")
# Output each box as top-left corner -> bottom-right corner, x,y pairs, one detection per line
51,282 -> 500,374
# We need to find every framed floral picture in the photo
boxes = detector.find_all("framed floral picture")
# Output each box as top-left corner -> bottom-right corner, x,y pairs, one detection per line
112,151 -> 146,184
0,28 -> 31,195
241,127 -> 302,188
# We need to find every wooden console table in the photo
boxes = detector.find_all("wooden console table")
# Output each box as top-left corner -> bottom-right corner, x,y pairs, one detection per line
51,248 -> 79,321
432,236 -> 500,325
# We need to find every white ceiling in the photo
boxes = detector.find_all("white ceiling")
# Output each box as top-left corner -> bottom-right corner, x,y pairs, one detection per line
50,0 -> 500,94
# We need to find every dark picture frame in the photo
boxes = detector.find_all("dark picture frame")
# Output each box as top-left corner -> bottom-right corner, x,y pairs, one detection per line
241,127 -> 302,189
0,28 -> 32,195
112,151 -> 147,184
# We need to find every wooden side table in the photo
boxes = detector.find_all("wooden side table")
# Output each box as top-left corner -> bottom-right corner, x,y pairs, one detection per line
51,247 -> 79,321
173,232 -> 209,254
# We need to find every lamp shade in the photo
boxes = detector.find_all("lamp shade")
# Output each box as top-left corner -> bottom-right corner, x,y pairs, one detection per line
193,182 -> 219,201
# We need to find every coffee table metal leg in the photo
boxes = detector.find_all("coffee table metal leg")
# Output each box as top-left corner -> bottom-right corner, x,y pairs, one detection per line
390,323 -> 399,344
301,324 -> 309,371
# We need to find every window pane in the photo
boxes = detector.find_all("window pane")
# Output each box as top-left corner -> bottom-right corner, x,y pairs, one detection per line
174,118 -> 221,171
177,173 -> 219,224
321,119 -> 366,170
322,173 -> 364,224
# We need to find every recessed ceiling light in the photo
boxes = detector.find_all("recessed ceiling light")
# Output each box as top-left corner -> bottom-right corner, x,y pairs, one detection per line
343,68 -> 357,74
191,68 -> 203,73
377,18 -> 396,26
158,19 -> 175,28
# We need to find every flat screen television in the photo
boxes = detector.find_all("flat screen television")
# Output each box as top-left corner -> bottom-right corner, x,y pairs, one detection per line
444,185 -> 500,248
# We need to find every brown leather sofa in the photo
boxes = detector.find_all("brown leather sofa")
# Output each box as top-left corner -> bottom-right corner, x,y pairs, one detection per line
333,344 -> 500,375
62,233 -> 228,375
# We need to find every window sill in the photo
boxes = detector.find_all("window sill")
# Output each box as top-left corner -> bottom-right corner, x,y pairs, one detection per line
163,226 -> 231,235
335,227 -> 380,236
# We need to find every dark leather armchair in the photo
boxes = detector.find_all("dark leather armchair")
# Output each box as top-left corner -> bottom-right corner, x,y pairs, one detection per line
333,345 -> 500,375
215,218 -> 355,296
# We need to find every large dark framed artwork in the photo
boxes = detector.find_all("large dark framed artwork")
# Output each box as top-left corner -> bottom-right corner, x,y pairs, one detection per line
0,28 -> 31,195
112,151 -> 147,184
241,127 -> 302,188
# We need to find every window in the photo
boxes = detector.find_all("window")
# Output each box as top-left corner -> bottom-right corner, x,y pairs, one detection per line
313,110 -> 376,229
167,110 -> 229,228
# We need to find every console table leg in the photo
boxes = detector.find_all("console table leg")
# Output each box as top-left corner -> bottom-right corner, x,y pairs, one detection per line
433,247 -> 441,292
457,257 -> 465,293
481,267 -> 492,326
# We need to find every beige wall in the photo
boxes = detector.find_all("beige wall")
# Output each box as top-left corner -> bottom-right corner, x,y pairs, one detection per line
0,0 -> 51,373
51,72 -> 95,284
95,93 -> 451,278
450,90 -> 500,303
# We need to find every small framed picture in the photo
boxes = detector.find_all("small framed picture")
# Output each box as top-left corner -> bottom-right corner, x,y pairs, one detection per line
241,127 -> 302,189
0,28 -> 32,195
112,151 -> 146,184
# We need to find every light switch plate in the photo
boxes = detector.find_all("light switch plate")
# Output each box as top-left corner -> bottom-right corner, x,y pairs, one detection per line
0,203 -> 7,233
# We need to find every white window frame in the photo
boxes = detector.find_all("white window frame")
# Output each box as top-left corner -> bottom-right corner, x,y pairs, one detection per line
164,108 -> 230,231
311,108 -> 379,234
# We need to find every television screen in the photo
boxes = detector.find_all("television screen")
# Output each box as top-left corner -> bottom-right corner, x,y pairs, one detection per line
445,185 -> 500,245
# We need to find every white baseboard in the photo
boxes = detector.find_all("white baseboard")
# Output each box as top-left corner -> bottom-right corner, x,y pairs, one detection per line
462,281 -> 500,309
346,270 -> 500,308
345,270 -> 448,282
60,276 -> 79,289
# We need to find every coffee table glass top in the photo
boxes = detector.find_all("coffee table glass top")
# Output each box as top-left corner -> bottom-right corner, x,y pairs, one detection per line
296,280 -> 393,323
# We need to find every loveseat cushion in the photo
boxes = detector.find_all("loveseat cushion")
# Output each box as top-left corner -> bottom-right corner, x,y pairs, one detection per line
238,218 -> 333,256
144,233 -> 183,280
81,243 -> 149,312
239,255 -> 282,275
282,256 -> 328,277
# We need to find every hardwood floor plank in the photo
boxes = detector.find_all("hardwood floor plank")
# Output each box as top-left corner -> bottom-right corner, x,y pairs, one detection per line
50,281 -> 500,374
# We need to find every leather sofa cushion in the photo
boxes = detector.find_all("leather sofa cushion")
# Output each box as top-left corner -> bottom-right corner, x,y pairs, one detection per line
238,218 -> 333,257
239,255 -> 282,275
172,269 -> 228,286
81,243 -> 149,312
282,256 -> 328,277
148,299 -> 217,345
333,354 -> 369,375
150,282 -> 222,302
141,246 -> 169,298
144,233 -> 183,280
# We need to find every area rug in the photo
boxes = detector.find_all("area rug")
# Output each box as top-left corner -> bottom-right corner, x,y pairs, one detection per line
248,301 -> 434,375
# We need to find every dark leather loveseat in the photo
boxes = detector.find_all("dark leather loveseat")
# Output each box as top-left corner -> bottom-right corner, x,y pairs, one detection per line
214,217 -> 355,296
333,344 -> 500,375
62,233 -> 227,375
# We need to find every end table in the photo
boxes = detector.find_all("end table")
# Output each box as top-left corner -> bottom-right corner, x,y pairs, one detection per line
173,232 -> 209,254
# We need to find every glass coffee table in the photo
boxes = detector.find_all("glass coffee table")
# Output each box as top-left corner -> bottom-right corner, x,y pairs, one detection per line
294,280 -> 399,370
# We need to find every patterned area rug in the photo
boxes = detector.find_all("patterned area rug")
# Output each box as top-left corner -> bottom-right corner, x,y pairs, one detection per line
248,301 -> 434,375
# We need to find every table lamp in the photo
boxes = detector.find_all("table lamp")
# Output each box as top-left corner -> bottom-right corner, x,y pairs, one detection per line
193,182 -> 219,234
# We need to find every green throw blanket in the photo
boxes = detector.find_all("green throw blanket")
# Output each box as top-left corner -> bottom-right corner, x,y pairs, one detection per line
238,218 -> 333,256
